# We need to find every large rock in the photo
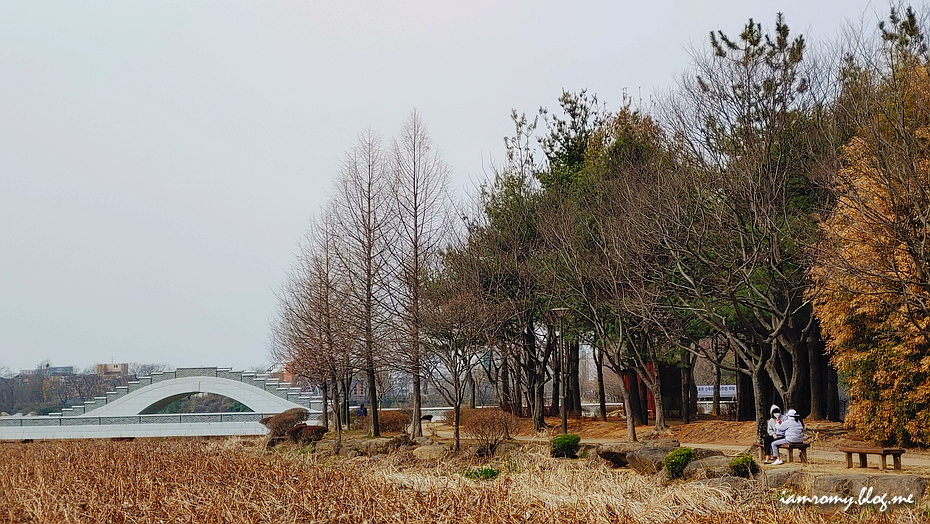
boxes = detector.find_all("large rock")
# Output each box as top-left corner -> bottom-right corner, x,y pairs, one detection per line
412,444 -> 447,460
391,433 -> 415,449
808,474 -> 928,511
337,437 -> 393,457
595,442 -> 644,468
683,456 -> 732,480
577,443 -> 597,459
762,467 -> 808,490
627,443 -> 680,475
494,440 -> 522,456
690,448 -> 725,461
359,438 -> 394,456
314,441 -> 339,457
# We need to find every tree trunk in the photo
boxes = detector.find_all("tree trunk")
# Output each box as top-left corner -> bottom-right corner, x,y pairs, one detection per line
826,365 -> 840,421
321,379 -> 329,430
648,380 -> 665,431
410,372 -> 423,437
343,374 -> 352,426
596,346 -> 607,422
514,354 -> 525,417
366,366 -> 380,436
628,371 -> 646,425
681,361 -> 691,425
569,340 -> 581,415
330,375 -> 343,444
551,342 -> 560,416
467,371 -> 477,409
453,403 -> 461,452
500,356 -> 511,412
808,329 -> 824,420
617,372 -> 637,442
713,364 -> 721,416
751,364 -> 767,441
534,375 -> 546,431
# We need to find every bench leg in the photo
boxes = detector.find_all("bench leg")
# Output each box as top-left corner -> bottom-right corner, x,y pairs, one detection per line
846,452 -> 853,468
858,453 -> 868,468
879,454 -> 887,471
893,454 -> 902,470
799,448 -> 808,464
788,447 -> 794,463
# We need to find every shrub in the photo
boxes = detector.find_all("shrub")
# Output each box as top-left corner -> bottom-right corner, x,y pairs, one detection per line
260,408 -> 309,439
729,453 -> 759,478
460,408 -> 520,457
375,410 -> 409,433
550,434 -> 581,458
350,411 -> 410,433
286,424 -> 328,445
464,466 -> 500,480
663,447 -> 694,479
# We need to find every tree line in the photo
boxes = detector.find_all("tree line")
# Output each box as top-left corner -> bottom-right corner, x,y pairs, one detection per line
271,5 -> 930,447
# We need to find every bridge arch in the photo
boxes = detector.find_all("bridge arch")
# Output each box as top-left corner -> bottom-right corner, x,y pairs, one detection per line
76,376 -> 311,418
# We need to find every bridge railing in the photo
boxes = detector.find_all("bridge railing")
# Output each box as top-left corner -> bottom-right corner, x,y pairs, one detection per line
0,412 -> 322,427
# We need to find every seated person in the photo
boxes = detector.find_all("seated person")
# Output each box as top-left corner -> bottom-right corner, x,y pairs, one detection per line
770,408 -> 804,465
763,405 -> 782,463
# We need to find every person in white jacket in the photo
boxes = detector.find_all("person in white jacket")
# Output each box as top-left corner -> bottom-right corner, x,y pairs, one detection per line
770,408 -> 804,465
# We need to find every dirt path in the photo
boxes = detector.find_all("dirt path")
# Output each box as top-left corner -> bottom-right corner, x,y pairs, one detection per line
425,419 -> 930,474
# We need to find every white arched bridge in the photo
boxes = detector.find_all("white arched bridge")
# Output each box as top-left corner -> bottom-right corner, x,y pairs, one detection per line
0,367 -> 323,440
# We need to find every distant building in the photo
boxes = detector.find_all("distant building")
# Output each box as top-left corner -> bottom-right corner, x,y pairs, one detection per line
268,370 -> 295,383
97,363 -> 129,377
21,366 -> 73,376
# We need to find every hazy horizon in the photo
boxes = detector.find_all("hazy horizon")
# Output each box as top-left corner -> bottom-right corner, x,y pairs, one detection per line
1,1 -> 884,373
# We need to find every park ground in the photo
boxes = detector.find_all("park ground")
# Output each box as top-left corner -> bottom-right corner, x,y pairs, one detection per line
429,416 -> 930,475
2,417 -> 929,523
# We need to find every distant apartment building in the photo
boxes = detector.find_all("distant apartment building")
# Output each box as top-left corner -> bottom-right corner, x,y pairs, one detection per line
97,363 -> 128,377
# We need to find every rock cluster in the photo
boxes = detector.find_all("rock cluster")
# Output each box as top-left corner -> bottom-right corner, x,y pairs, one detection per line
592,439 -> 929,508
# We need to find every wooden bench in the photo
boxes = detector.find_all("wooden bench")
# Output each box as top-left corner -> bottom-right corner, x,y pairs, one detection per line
838,447 -> 904,471
753,442 -> 809,464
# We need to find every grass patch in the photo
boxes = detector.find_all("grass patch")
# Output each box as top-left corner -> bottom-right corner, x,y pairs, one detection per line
464,466 -> 500,480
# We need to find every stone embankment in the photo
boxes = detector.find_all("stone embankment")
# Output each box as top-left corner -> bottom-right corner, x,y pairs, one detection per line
587,440 -> 929,512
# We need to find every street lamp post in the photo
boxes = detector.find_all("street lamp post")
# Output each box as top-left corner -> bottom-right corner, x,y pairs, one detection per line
550,307 -> 569,434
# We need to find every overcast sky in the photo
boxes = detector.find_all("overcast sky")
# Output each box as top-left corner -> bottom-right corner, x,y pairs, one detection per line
1,1 -> 882,373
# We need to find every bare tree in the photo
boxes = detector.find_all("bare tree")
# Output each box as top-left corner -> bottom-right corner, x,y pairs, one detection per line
422,235 -> 496,451
129,363 -> 170,378
271,209 -> 356,443
0,366 -> 14,413
330,129 -> 392,436
387,110 -> 454,437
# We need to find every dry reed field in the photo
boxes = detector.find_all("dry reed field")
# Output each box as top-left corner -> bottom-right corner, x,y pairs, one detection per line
0,437 -> 926,523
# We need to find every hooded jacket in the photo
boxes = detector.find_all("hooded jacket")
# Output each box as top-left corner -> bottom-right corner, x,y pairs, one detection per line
775,409 -> 804,443
767,405 -> 782,437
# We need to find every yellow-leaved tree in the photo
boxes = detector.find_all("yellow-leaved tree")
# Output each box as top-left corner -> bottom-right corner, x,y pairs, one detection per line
810,7 -> 930,446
